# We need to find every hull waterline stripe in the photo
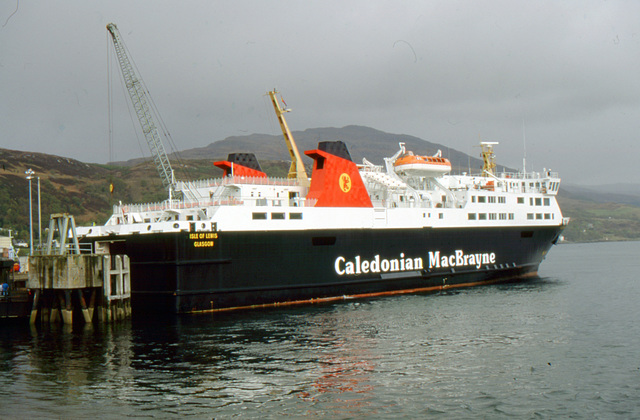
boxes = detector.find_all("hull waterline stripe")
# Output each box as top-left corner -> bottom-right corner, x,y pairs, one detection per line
187,271 -> 539,314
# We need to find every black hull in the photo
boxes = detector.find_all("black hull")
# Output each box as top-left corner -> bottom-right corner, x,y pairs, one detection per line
97,224 -> 563,315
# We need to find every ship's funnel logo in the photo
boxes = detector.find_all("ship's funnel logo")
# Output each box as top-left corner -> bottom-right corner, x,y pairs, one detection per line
339,173 -> 352,193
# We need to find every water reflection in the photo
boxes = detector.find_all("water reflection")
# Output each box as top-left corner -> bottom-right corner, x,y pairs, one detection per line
0,302 -> 386,416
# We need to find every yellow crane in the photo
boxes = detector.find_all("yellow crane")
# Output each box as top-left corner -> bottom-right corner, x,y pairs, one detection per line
267,90 -> 310,187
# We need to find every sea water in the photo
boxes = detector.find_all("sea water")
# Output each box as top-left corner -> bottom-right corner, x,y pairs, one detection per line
0,241 -> 639,418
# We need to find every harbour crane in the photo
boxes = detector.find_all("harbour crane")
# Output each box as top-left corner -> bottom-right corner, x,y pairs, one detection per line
106,23 -> 175,194
267,90 -> 310,187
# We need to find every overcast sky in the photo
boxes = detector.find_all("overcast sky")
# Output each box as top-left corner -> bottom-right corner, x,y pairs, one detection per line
2,1 -> 639,185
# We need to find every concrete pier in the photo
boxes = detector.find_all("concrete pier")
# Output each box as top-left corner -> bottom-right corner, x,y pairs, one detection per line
26,214 -> 131,325
27,254 -> 131,324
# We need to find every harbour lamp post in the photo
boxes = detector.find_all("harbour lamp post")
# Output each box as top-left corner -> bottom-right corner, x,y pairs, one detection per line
37,176 -> 42,248
25,169 -> 34,255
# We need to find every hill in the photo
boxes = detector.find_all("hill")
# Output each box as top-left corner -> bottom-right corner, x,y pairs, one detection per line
1,126 -> 638,244
562,183 -> 640,207
558,195 -> 640,242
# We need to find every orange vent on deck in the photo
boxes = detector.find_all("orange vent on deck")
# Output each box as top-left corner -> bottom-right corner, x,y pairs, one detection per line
214,152 -> 267,178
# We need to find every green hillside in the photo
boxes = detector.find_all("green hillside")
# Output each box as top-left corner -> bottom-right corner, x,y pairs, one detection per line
557,196 -> 640,242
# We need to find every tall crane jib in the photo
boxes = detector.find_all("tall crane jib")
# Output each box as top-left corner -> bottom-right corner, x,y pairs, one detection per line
106,23 -> 175,193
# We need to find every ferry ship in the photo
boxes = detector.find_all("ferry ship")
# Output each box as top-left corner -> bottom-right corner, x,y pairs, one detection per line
77,95 -> 568,314
87,26 -> 567,315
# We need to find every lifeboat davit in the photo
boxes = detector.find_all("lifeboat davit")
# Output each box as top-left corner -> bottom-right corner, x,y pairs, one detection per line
393,150 -> 452,176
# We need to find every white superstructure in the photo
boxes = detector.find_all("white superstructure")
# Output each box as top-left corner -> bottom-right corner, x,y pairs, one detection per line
77,142 -> 568,239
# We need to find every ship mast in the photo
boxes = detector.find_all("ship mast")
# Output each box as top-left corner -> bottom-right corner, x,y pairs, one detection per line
480,142 -> 499,177
267,90 -> 310,187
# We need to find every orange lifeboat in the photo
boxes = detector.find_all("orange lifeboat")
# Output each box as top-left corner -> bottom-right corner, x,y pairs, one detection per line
393,151 -> 452,176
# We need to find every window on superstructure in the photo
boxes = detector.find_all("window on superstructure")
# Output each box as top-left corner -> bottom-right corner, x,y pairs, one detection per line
527,213 -> 534,220
186,215 -> 194,221
544,198 -> 550,206
478,196 -> 486,203
509,213 -> 515,220
544,213 -> 551,219
536,213 -> 543,220
471,196 -> 476,203
271,213 -> 285,220
517,197 -> 525,204
439,213 -> 444,219
468,213 -> 477,220
499,213 -> 507,220
489,213 -> 497,220
290,213 -> 303,220
535,198 -> 542,206
498,196 -> 506,204
488,196 -> 496,203
252,212 -> 267,220
479,213 -> 487,220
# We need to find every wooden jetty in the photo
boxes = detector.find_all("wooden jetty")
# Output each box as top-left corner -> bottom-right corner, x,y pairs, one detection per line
0,269 -> 31,319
